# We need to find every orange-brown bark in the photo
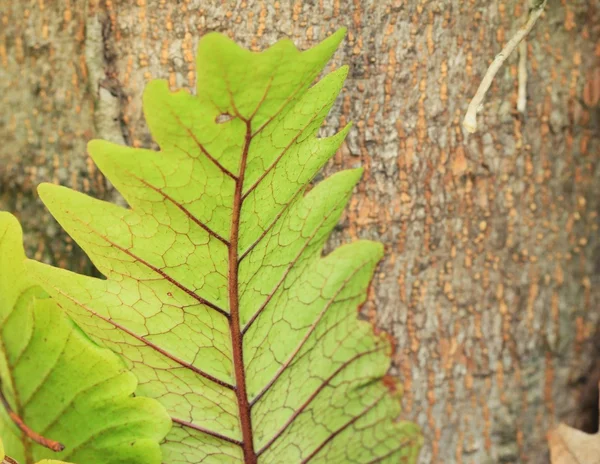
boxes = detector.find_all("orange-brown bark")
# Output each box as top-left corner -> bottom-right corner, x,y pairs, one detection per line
1,1 -> 599,462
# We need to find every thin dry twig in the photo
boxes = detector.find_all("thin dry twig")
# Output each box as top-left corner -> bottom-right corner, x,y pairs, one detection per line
463,0 -> 547,133
517,39 -> 528,113
517,0 -> 532,114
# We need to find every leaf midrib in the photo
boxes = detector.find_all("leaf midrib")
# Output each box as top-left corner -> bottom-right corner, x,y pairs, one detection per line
227,118 -> 256,464
217,67 -> 329,462
186,65 -> 340,462
227,102 -> 343,462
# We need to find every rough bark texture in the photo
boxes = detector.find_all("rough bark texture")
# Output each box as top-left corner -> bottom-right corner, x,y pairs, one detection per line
1,1 -> 599,463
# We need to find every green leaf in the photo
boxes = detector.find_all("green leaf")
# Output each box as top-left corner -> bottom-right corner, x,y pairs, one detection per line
28,30 -> 422,463
0,213 -> 171,464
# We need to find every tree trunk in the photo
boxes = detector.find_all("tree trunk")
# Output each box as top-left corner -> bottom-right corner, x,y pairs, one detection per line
1,1 -> 599,462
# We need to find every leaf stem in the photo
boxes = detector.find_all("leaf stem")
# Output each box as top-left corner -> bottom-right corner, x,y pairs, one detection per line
0,386 -> 65,453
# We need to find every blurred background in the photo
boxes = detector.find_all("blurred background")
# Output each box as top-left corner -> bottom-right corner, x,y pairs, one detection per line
0,1 -> 598,462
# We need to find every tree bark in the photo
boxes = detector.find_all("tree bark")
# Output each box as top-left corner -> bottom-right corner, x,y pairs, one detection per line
1,1 -> 599,463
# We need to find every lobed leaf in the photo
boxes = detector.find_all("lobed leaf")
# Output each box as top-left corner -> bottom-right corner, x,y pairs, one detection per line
29,30 -> 422,463
0,213 -> 170,464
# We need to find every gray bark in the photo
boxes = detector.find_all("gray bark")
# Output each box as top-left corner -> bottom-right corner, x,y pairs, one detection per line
1,1 -> 599,462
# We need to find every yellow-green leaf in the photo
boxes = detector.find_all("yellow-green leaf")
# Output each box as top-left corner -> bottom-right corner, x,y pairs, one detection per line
29,30 -> 422,463
0,213 -> 170,464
